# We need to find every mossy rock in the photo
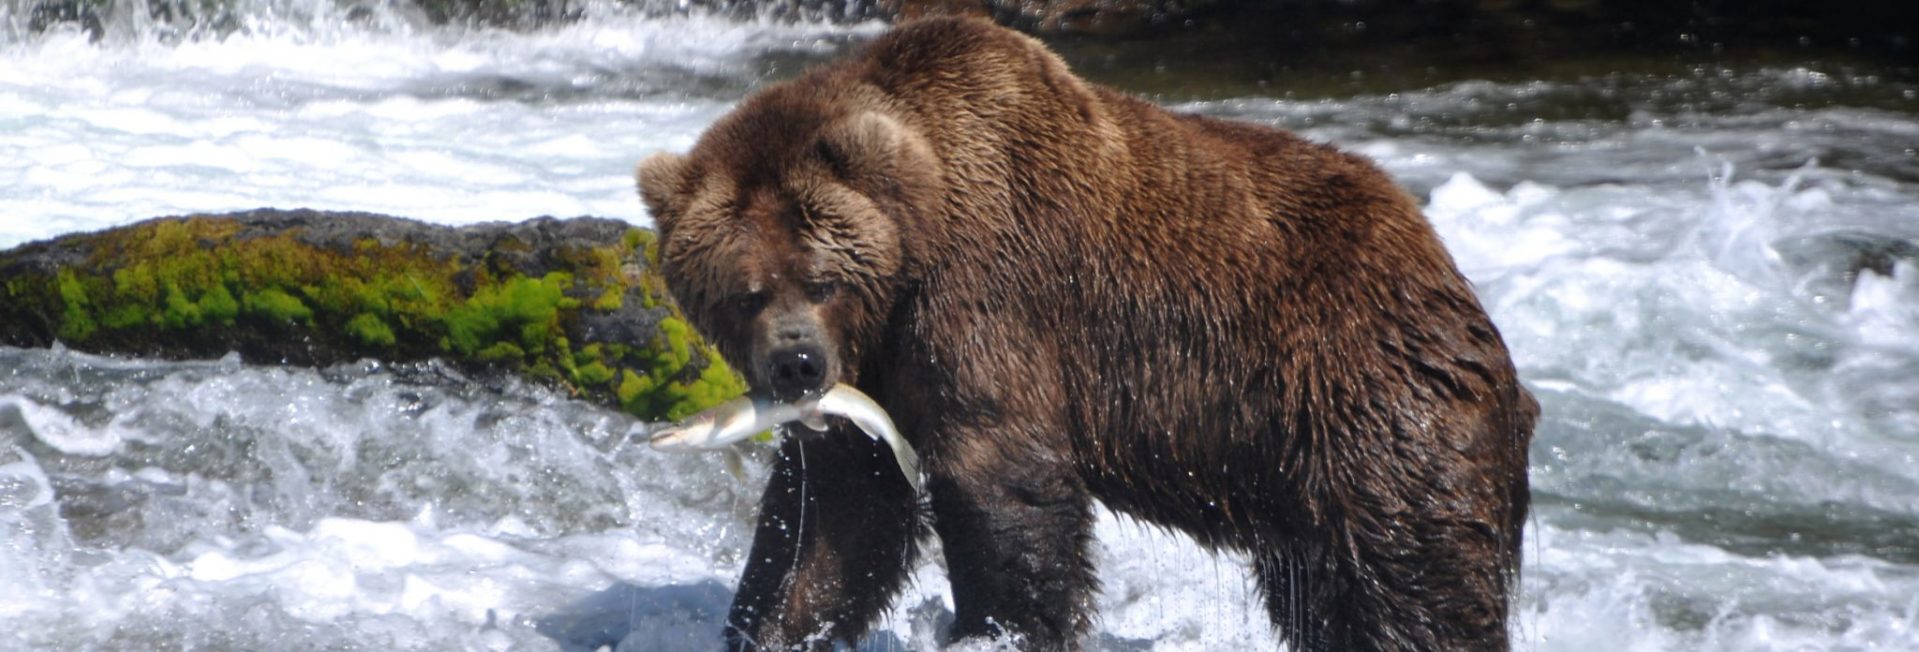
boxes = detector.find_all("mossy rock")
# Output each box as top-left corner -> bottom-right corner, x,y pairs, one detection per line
0,210 -> 743,422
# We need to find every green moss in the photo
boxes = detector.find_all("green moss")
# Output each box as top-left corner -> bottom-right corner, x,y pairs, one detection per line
476,341 -> 525,362
444,307 -> 499,355
446,272 -> 574,356
657,317 -> 695,368
161,285 -> 203,329
685,356 -> 748,415
55,270 -> 96,342
346,313 -> 397,348
617,368 -> 654,412
520,322 -> 552,353
592,289 -> 622,312
525,358 -> 562,384
245,287 -> 314,325
198,284 -> 240,324
112,265 -> 159,304
573,360 -> 615,387
577,343 -> 604,363
626,228 -> 658,266
102,304 -> 149,329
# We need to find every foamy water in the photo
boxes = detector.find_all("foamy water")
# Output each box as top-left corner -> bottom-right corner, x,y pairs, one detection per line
3,4 -> 1918,650
0,6 -> 876,246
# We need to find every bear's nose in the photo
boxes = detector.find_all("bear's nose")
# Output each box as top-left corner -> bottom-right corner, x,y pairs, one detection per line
767,344 -> 828,400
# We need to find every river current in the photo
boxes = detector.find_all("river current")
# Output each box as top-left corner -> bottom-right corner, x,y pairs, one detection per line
2,3 -> 1916,650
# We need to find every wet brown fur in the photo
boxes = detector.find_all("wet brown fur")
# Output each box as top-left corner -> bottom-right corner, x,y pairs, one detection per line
638,16 -> 1537,651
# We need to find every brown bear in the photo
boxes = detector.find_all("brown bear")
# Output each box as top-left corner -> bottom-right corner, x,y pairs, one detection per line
637,16 -> 1536,652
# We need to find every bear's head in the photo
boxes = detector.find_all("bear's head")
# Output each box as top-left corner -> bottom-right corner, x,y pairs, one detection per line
636,92 -> 942,401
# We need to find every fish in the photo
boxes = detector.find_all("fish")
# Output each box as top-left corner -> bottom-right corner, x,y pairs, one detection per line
644,384 -> 922,492
645,394 -> 820,451
811,384 -> 922,494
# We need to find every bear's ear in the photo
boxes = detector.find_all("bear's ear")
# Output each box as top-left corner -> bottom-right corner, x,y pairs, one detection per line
816,112 -> 911,185
636,152 -> 691,227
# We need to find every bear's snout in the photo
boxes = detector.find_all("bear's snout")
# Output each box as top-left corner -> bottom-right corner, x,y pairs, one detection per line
767,343 -> 829,400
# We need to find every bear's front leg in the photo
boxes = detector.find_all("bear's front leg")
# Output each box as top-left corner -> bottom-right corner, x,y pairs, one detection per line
725,429 -> 922,651
928,429 -> 1097,650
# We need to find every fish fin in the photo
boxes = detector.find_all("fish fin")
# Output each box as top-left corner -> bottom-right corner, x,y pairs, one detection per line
630,421 -> 659,446
722,448 -> 749,484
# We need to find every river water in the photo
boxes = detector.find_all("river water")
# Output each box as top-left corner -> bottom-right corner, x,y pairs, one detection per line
2,3 -> 1917,650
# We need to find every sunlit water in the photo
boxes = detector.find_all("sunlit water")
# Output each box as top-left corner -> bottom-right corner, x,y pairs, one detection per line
3,3 -> 1918,650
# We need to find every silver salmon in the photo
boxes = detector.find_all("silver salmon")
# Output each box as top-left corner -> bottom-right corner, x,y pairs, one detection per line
646,384 -> 921,491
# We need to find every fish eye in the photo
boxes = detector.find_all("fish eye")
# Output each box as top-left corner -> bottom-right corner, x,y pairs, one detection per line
729,291 -> 769,315
805,280 -> 841,303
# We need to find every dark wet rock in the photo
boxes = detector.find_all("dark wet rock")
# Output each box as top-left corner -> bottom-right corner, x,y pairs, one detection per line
1773,229 -> 1919,309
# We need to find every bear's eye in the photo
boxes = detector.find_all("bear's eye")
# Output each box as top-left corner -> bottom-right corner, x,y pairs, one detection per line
805,280 -> 841,303
728,291 -> 769,316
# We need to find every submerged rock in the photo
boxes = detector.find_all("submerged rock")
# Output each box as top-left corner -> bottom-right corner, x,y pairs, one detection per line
0,210 -> 745,421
